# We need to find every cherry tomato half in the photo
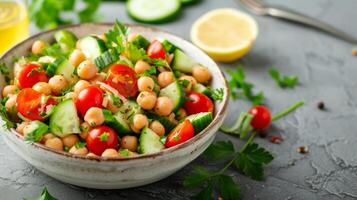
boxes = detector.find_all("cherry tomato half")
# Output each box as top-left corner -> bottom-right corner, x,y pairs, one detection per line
183,92 -> 214,115
249,105 -> 272,129
106,64 -> 138,98
76,86 -> 104,116
16,88 -> 57,121
147,40 -> 166,59
165,120 -> 195,148
86,126 -> 119,156
18,63 -> 48,88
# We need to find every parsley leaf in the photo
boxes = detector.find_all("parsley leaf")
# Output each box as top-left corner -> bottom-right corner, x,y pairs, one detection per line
24,187 -> 58,200
78,0 -> 101,23
209,87 -> 224,101
126,42 -> 147,62
269,68 -> 298,88
204,140 -> 235,160
24,121 -> 49,143
0,104 -> 13,129
119,149 -> 130,157
42,43 -> 67,58
183,166 -> 213,188
60,84 -> 74,96
218,174 -> 241,200
0,63 -> 11,84
141,67 -> 157,76
227,66 -> 264,105
75,141 -> 86,149
105,20 -> 128,53
235,143 -> 273,180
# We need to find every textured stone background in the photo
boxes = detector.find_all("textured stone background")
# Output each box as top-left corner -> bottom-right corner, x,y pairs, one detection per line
1,0 -> 357,199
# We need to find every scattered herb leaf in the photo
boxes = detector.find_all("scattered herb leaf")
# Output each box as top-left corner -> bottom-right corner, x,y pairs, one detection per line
269,68 -> 298,88
24,187 -> 58,200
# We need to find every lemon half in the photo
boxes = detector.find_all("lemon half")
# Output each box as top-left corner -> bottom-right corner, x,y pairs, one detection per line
191,8 -> 258,62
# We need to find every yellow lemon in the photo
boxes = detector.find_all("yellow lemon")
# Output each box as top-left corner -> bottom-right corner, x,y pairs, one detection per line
191,8 -> 258,62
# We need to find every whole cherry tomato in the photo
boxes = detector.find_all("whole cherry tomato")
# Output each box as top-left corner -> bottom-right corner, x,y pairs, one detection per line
76,86 -> 103,116
16,88 -> 57,121
183,92 -> 214,115
147,40 -> 166,59
165,120 -> 195,148
106,64 -> 138,98
18,63 -> 48,88
249,105 -> 272,129
86,126 -> 119,156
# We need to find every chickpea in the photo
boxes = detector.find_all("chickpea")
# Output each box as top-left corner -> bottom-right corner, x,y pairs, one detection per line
154,96 -> 174,116
79,122 -> 90,139
167,53 -> 174,64
134,60 -> 151,74
45,137 -> 63,151
136,91 -> 157,110
74,80 -> 91,94
69,49 -> 86,67
101,148 -> 119,158
32,82 -> 51,95
69,146 -> 88,156
16,122 -> 30,135
41,133 -> 55,143
179,75 -> 197,92
86,152 -> 98,157
158,71 -> 174,88
31,40 -> 46,55
61,134 -> 79,148
132,114 -> 148,130
149,121 -> 165,136
5,95 -> 17,112
118,150 -> 138,158
2,85 -> 19,97
121,136 -> 138,152
84,107 -> 104,126
176,108 -> 187,120
138,76 -> 155,92
130,124 -> 140,133
48,75 -> 68,95
89,73 -> 106,86
64,92 -> 77,101
192,65 -> 212,83
77,60 -> 98,80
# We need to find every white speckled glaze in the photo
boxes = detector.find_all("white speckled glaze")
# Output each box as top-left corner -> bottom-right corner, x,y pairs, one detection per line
0,23 -> 229,189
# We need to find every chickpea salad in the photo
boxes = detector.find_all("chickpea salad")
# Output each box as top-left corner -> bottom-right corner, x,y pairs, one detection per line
0,21 -> 224,158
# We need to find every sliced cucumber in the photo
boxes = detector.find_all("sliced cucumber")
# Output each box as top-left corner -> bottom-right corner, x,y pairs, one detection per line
94,49 -> 119,71
193,83 -> 211,97
172,49 -> 198,73
147,112 -> 176,134
159,80 -> 184,111
79,36 -> 107,60
186,112 -> 213,134
119,100 -> 143,122
162,39 -> 179,54
139,127 -> 165,154
131,34 -> 150,49
181,0 -> 199,5
127,0 -> 181,23
54,58 -> 77,83
54,30 -> 77,53
50,99 -> 81,137
103,109 -> 132,135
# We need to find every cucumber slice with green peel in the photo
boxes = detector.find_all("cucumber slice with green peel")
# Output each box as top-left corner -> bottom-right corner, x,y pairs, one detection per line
54,58 -> 77,83
103,109 -> 132,135
139,127 -> 165,154
119,100 -> 143,122
181,0 -> 199,5
94,49 -> 119,71
49,99 -> 81,137
172,49 -> 198,73
79,36 -> 107,60
193,83 -> 211,97
54,30 -> 78,53
159,80 -> 185,112
131,35 -> 150,49
127,0 -> 181,23
186,112 -> 213,133
146,112 -> 176,134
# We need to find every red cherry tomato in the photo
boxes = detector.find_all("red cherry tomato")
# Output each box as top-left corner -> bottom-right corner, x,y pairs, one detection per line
86,126 -> 119,156
147,40 -> 166,59
16,88 -> 57,121
106,64 -> 138,98
165,120 -> 195,148
75,86 -> 103,116
18,63 -> 48,88
249,105 -> 272,129
183,92 -> 214,115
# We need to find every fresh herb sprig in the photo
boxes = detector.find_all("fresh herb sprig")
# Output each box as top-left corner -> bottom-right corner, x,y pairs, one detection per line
269,68 -> 298,88
185,101 -> 304,199
24,187 -> 57,200
227,66 -> 264,105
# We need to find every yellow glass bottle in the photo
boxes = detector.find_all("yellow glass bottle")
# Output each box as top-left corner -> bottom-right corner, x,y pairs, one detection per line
0,0 -> 29,55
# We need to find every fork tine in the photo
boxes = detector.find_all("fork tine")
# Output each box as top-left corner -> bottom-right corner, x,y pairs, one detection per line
239,0 -> 264,13
246,0 -> 265,8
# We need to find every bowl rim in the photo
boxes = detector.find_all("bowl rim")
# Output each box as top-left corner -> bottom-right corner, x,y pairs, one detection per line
1,22 -> 229,162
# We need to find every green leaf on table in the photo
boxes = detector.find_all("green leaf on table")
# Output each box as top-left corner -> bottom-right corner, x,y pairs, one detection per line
204,140 -> 235,160
24,187 -> 58,200
218,174 -> 241,200
183,166 -> 212,188
227,66 -> 264,105
78,0 -> 101,23
234,143 -> 273,180
269,68 -> 298,88
192,182 -> 214,200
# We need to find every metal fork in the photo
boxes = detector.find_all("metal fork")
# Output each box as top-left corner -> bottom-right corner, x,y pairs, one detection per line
238,0 -> 357,44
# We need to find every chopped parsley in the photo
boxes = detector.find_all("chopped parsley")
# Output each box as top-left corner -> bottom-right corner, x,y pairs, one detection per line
0,63 -> 11,84
269,68 -> 298,88
75,141 -> 87,149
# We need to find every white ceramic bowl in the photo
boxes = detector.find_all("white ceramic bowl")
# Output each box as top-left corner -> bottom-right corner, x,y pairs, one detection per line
0,23 -> 229,189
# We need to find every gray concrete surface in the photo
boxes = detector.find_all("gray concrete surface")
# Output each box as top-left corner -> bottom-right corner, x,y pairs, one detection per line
1,0 -> 357,199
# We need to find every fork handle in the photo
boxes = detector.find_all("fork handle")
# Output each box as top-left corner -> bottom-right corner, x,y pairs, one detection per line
266,6 -> 357,43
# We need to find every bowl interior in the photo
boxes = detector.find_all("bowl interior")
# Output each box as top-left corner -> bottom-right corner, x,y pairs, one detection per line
0,23 -> 229,160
